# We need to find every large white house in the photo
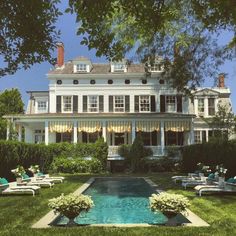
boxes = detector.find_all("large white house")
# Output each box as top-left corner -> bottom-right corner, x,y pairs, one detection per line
5,43 -> 232,157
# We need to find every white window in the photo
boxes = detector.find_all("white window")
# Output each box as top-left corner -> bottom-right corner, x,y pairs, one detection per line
37,101 -> 47,113
166,96 -> 176,112
34,130 -> 45,144
62,96 -> 72,112
151,63 -> 162,72
88,95 -> 98,112
114,64 -> 125,72
114,96 -> 124,112
208,98 -> 215,116
76,64 -> 87,72
140,96 -> 150,112
198,98 -> 204,114
194,131 -> 201,144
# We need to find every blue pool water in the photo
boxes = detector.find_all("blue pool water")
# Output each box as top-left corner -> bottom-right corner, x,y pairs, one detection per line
54,178 -> 174,225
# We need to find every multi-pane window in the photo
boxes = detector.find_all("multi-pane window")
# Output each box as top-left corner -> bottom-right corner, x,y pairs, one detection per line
114,64 -> 125,72
88,95 -> 98,112
208,98 -> 215,116
37,101 -> 47,113
194,131 -> 201,144
62,96 -> 72,112
140,96 -> 150,112
34,130 -> 45,144
198,98 -> 204,114
114,96 -> 124,112
166,96 -> 176,112
151,63 -> 162,72
76,64 -> 87,72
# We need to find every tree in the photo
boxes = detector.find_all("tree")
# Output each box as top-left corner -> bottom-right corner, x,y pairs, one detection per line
0,89 -> 24,140
0,0 -> 61,77
67,0 -> 235,92
208,103 -> 235,141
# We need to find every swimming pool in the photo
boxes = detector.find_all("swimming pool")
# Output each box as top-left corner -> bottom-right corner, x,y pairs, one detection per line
53,177 -> 177,225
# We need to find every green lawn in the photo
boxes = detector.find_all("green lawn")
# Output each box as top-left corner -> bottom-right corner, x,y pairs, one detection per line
0,173 -> 235,236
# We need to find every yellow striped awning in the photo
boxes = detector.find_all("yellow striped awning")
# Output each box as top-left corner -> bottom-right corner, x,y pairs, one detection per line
49,121 -> 73,133
165,121 -> 190,132
78,121 -> 102,133
107,121 -> 131,133
136,121 -> 160,132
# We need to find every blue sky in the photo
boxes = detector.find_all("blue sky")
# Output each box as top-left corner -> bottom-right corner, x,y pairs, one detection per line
0,2 -> 235,112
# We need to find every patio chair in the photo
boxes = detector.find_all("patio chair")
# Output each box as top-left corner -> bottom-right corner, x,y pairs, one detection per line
195,183 -> 236,197
0,178 -> 40,196
27,178 -> 55,188
182,177 -> 208,189
172,173 -> 201,184
35,171 -> 64,183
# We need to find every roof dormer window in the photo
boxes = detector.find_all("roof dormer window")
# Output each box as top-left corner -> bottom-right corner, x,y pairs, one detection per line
76,64 -> 87,72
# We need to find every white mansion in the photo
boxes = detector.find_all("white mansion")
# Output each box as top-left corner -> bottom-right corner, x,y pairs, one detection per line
5,43 -> 232,157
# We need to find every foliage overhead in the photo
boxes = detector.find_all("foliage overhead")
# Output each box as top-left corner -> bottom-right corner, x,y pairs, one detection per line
67,0 -> 236,92
0,0 -> 61,77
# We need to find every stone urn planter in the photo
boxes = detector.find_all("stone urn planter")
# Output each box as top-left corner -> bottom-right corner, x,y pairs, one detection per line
16,177 -> 22,184
48,193 -> 94,226
218,176 -> 225,188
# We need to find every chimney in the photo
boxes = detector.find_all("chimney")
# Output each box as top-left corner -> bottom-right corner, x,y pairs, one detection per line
218,73 -> 225,88
56,42 -> 64,67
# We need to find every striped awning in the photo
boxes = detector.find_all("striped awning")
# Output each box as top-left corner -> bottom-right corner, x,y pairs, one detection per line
136,121 -> 160,132
49,121 -> 73,133
107,121 -> 131,133
165,121 -> 191,132
78,121 -> 101,133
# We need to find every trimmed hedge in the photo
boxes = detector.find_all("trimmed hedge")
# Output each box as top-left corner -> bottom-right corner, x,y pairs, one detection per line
182,140 -> 236,177
0,138 -> 108,180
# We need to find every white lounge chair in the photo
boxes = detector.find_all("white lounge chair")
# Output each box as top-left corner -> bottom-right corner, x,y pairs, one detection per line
27,178 -> 55,188
35,172 -> 65,183
195,184 -> 236,196
0,178 -> 40,196
182,177 -> 207,189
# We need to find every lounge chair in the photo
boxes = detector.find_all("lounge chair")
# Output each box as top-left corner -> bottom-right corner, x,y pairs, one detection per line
182,177 -> 208,189
0,178 -> 40,196
20,174 -> 54,188
35,172 -> 64,183
172,173 -> 201,184
195,184 -> 236,196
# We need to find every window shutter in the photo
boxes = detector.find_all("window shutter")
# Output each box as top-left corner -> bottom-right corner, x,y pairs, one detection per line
177,95 -> 182,112
56,96 -> 61,113
83,96 -> 87,112
125,96 -> 130,112
160,95 -> 165,112
99,95 -> 104,112
56,133 -> 61,143
135,96 -> 139,112
109,96 -> 113,112
151,95 -> 156,112
73,96 -> 78,113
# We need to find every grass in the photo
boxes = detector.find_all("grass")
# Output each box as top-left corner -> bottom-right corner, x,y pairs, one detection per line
0,172 -> 236,236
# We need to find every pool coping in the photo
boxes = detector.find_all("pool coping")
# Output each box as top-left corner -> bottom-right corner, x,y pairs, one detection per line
32,177 -> 209,228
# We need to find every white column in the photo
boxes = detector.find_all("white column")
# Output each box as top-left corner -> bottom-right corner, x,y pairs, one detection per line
18,125 -> 22,142
204,97 -> 208,117
102,121 -> 107,142
131,120 -> 136,143
45,121 -> 49,145
73,121 -> 77,144
189,120 -> 194,145
6,122 -> 10,140
160,121 -> 165,155
215,98 -> 218,114
194,98 -> 198,116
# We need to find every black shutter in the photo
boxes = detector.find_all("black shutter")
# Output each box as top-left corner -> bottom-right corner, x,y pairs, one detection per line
109,96 -> 113,112
99,96 -> 104,112
73,96 -> 78,113
83,96 -> 87,112
151,131 -> 157,146
177,95 -> 182,112
56,96 -> 61,113
135,96 -> 139,112
160,95 -> 165,112
56,133 -> 61,143
125,96 -> 130,112
151,95 -> 156,112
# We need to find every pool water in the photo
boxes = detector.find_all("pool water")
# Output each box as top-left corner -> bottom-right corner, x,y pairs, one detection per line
53,178 -> 186,225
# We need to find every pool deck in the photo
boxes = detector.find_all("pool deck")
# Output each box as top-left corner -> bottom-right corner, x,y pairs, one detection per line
32,177 -> 209,228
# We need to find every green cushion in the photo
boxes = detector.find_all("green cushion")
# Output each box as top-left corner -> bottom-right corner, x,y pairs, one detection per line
208,173 -> 215,179
0,178 -> 9,185
37,172 -> 44,176
227,178 -> 236,184
22,174 -> 30,179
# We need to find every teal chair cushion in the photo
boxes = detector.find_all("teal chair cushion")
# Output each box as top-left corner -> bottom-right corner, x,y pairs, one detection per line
208,173 -> 215,179
227,178 -> 236,184
37,172 -> 44,176
0,178 -> 9,185
22,174 -> 30,179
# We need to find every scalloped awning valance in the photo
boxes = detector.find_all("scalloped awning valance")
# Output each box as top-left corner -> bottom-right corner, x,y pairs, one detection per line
165,121 -> 190,132
49,121 -> 73,133
78,121 -> 101,133
107,121 -> 131,133
136,121 -> 160,132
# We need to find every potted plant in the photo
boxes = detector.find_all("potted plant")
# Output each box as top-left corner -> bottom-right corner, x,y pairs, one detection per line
149,192 -> 190,225
28,165 -> 40,176
48,193 -> 94,226
11,165 -> 26,184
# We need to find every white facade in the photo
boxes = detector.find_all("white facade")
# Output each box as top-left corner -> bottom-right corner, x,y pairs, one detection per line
5,51 -> 232,157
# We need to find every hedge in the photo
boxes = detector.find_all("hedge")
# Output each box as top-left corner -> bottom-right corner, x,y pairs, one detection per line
0,138 -> 108,180
182,140 -> 236,177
